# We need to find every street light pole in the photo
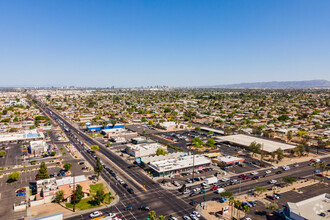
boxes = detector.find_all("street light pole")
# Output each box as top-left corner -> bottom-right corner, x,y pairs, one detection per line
192,152 -> 195,183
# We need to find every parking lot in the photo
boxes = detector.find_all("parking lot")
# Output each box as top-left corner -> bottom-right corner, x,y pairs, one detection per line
0,143 -> 24,167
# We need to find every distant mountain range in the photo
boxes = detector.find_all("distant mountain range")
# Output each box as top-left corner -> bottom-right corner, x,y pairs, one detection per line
207,80 -> 330,89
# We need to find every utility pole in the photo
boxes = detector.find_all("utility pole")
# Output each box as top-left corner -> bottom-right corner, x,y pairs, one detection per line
73,173 -> 76,212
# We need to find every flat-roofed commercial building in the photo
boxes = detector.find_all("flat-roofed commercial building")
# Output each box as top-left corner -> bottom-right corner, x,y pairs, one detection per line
126,143 -> 166,157
149,155 -> 211,176
30,140 -> 48,155
218,134 -> 296,153
283,193 -> 330,220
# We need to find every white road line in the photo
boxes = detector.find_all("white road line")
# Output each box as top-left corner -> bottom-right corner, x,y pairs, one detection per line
119,201 -> 137,220
114,205 -> 127,220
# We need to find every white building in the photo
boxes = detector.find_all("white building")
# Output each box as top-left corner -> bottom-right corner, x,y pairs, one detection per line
284,193 -> 330,220
0,128 -> 44,143
30,140 -> 48,154
126,143 -> 166,157
149,155 -> 211,176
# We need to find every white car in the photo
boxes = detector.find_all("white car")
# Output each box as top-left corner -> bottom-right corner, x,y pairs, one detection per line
183,216 -> 191,220
190,214 -> 199,220
272,165 -> 278,169
268,179 -> 277,184
251,171 -> 259,175
193,187 -> 201,192
192,211 -> 201,217
220,177 -> 229,182
265,170 -> 271,174
89,211 -> 103,218
108,213 -> 117,217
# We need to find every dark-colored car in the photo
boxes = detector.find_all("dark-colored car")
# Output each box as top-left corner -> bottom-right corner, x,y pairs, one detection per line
276,171 -> 283,174
82,167 -> 88,170
251,176 -> 259,180
123,206 -> 133,211
79,162 -> 84,165
127,188 -> 134,194
138,206 -> 150,211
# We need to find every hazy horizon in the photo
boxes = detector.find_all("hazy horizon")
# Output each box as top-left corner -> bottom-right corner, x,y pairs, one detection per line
1,1 -> 330,87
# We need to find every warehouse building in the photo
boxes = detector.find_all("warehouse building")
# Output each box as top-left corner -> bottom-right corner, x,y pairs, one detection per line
218,134 -> 296,153
149,155 -> 211,176
85,123 -> 124,132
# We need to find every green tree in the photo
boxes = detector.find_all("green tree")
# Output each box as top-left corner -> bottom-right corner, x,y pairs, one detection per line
94,158 -> 103,181
0,150 -> 7,157
148,211 -> 157,220
266,202 -> 279,211
287,131 -> 293,141
111,120 -> 117,127
282,177 -> 297,185
248,141 -> 261,157
141,117 -> 147,122
54,190 -> 64,203
38,162 -> 49,179
220,191 -> 233,198
313,162 -> 319,181
156,148 -> 168,156
148,120 -> 153,125
50,151 -> 56,156
158,215 -> 165,220
91,145 -> 99,151
195,126 -> 201,131
72,184 -> 84,204
276,148 -> 284,161
93,188 -> 105,205
8,171 -> 20,181
63,163 -> 72,171
206,138 -> 215,148
208,131 -> 214,135
319,162 -> 326,174
254,186 -> 267,196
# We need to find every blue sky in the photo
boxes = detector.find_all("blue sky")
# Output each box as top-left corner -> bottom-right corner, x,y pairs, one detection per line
0,0 -> 330,87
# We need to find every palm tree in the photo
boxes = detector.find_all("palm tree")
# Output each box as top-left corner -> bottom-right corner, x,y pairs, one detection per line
243,205 -> 250,218
326,166 -> 330,176
234,200 -> 242,220
148,211 -> 156,220
319,162 -> 326,174
313,162 -> 319,181
229,196 -> 235,219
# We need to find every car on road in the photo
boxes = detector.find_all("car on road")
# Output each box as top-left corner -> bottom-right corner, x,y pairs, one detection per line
123,206 -> 132,211
272,165 -> 278,169
192,211 -> 201,217
173,181 -> 180,187
16,189 -> 26,193
193,187 -> 201,192
250,171 -> 259,175
190,214 -> 199,220
216,188 -> 225,194
127,188 -> 134,194
189,192 -> 199,197
186,178 -> 192,183
293,163 -> 299,167
242,176 -> 251,180
251,176 -> 259,180
268,179 -> 277,184
138,206 -> 150,211
316,174 -> 325,177
183,216 -> 191,220
265,170 -> 271,174
276,171 -> 283,174
211,185 -> 219,191
79,161 -> 85,165
89,211 -> 103,218
182,189 -> 191,195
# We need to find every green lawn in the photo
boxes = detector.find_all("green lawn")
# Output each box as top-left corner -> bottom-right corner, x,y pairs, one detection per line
65,183 -> 113,211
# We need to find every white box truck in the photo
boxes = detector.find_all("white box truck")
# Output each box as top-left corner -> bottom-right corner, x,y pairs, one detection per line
204,177 -> 218,185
